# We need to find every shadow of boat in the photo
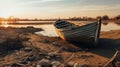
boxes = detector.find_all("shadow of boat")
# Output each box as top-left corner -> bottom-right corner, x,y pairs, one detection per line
90,38 -> 120,58
68,38 -> 120,59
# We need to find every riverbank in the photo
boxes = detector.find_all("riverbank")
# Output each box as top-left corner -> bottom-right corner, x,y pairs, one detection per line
0,26 -> 120,67
0,20 -> 120,25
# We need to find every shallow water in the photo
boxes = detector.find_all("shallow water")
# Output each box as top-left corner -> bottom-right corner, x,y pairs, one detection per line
35,25 -> 58,37
0,24 -> 58,37
101,22 -> 120,31
0,21 -> 120,37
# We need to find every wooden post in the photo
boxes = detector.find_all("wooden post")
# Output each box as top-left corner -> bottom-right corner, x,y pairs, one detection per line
95,18 -> 102,46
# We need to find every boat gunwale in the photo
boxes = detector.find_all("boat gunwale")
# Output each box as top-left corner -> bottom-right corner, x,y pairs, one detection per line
54,21 -> 98,31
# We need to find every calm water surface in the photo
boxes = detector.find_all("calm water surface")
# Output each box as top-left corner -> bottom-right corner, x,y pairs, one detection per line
0,21 -> 120,37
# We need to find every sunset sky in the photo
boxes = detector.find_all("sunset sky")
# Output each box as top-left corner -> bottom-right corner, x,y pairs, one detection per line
0,0 -> 120,19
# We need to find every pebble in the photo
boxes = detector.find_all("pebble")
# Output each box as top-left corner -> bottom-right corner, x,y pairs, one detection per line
28,55 -> 36,61
39,59 -> 52,67
20,60 -> 28,64
52,42 -> 61,47
39,59 -> 50,63
23,47 -> 32,52
67,61 -> 75,67
39,53 -> 47,57
51,61 -> 61,67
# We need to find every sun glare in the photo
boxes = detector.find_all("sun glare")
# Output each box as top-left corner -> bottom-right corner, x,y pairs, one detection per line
2,22 -> 9,28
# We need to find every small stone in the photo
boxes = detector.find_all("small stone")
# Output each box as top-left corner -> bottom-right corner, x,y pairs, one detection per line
74,63 -> 81,67
52,42 -> 61,47
48,52 -> 58,56
51,61 -> 61,67
67,61 -> 75,67
28,56 -> 36,61
23,47 -> 32,52
40,59 -> 50,63
20,60 -> 27,64
39,53 -> 47,58
45,56 -> 51,59
39,59 -> 52,67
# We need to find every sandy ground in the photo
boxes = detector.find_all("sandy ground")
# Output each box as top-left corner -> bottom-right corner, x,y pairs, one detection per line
0,26 -> 120,67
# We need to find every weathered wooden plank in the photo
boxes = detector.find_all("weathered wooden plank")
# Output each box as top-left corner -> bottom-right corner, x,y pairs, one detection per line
54,19 -> 102,46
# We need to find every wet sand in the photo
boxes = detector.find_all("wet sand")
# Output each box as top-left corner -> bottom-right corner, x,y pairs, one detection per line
0,26 -> 120,67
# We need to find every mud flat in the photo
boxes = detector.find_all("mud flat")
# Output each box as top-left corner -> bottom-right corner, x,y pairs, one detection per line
0,26 -> 120,67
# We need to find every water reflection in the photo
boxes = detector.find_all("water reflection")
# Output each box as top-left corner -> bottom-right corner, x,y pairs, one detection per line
0,21 -> 120,37
35,25 -> 58,37
1,21 -> 9,27
101,22 -> 120,31
102,22 -> 108,26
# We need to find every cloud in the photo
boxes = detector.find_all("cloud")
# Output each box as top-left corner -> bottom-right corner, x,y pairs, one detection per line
16,0 -> 64,7
23,0 -> 63,4
24,0 -> 63,1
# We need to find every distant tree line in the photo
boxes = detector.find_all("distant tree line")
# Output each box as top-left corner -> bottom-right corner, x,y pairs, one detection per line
0,15 -> 120,21
68,15 -> 120,21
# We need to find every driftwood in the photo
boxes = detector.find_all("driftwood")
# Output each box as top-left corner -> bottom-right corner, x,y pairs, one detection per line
104,50 -> 119,67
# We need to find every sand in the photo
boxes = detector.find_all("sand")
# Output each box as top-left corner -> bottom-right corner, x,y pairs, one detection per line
0,26 -> 120,67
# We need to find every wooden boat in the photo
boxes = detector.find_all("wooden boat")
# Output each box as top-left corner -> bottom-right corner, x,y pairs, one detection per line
54,19 -> 102,47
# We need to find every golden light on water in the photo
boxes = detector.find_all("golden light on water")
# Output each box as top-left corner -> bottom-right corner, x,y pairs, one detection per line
2,22 -> 9,27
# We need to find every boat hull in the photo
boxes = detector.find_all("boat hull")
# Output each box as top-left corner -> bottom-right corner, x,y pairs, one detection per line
54,20 -> 101,47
